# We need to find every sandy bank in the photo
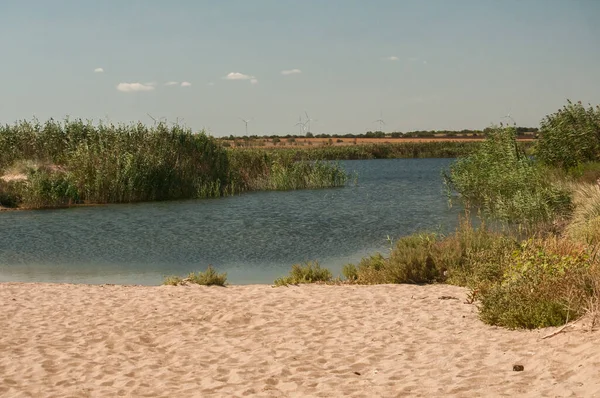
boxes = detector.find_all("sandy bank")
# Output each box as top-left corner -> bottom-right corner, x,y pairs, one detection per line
1,283 -> 599,397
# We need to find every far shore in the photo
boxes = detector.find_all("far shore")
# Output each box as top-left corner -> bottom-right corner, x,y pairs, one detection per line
1,282 -> 598,397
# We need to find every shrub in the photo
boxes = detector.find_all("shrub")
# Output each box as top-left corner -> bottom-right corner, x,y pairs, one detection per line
347,234 -> 440,285
273,261 -> 333,286
537,100 -> 600,170
385,234 -> 440,284
478,238 -> 597,329
163,276 -> 184,286
163,265 -> 227,286
445,126 -> 572,225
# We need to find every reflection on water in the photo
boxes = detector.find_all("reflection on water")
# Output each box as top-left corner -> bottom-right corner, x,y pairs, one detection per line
0,159 -> 460,285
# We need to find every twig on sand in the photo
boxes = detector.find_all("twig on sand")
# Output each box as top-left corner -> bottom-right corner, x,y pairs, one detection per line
541,320 -> 579,340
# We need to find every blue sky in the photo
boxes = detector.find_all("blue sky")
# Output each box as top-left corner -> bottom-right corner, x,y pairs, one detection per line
1,0 -> 599,136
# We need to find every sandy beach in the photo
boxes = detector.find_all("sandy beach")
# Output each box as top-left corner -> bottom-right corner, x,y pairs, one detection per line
1,283 -> 599,397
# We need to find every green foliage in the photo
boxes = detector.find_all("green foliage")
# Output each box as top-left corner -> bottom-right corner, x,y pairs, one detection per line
163,265 -> 227,286
445,126 -> 572,225
0,118 -> 348,209
163,275 -> 184,286
232,141 -> 486,161
0,180 -> 21,208
342,263 -> 358,281
21,169 -> 80,209
345,220 -> 515,286
567,162 -> 600,184
273,261 -> 333,286
346,235 -> 440,285
478,238 -> 596,329
226,149 -> 347,192
537,100 -> 600,170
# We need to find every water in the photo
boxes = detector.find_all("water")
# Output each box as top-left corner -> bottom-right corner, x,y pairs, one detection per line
0,159 -> 461,285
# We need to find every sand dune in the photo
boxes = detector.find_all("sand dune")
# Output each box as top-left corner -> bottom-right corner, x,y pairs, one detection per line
1,283 -> 599,397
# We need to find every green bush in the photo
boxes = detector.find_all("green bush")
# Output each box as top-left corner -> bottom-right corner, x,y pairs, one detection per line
274,261 -> 333,286
478,238 -> 596,329
163,265 -> 227,286
342,263 -> 358,281
445,126 -> 572,225
537,100 -> 600,170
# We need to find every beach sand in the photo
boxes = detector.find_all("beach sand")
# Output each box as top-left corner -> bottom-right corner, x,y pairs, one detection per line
1,283 -> 599,397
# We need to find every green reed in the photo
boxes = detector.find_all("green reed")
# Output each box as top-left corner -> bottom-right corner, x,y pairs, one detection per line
0,119 -> 348,209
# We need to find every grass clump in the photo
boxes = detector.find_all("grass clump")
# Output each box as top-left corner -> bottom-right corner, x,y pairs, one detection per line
346,235 -> 440,284
163,265 -> 227,286
273,261 -> 333,286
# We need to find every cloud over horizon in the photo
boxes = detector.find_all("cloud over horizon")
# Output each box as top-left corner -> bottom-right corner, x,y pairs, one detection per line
223,72 -> 255,80
385,56 -> 399,61
180,81 -> 191,87
165,81 -> 179,86
281,69 -> 302,75
116,82 -> 155,92
94,67 -> 104,73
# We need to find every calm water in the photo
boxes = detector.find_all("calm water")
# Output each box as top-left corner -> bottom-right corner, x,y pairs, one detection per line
0,159 -> 460,285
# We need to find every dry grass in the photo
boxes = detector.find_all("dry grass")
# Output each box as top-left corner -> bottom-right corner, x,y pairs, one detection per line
566,182 -> 600,245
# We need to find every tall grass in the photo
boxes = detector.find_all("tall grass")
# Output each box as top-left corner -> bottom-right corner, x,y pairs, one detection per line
0,119 -> 348,209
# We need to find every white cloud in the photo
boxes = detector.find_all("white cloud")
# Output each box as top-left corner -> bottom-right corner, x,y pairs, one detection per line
94,67 -> 104,73
208,82 -> 215,86
165,81 -> 179,86
250,79 -> 258,85
116,82 -> 155,92
180,81 -> 192,87
223,72 -> 254,80
385,56 -> 399,61
281,69 -> 302,75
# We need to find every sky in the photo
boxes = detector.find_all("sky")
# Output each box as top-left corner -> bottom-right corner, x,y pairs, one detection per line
1,0 -> 599,136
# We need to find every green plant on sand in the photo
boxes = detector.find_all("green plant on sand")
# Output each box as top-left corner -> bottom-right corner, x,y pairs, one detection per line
273,261 -> 333,286
163,265 -> 227,286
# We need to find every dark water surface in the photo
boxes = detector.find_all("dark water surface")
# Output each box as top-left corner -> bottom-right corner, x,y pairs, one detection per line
0,159 -> 460,285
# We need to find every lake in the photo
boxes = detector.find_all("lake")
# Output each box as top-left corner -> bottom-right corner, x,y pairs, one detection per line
0,158 -> 461,285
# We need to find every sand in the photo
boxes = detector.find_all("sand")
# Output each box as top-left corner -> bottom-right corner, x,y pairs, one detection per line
1,283 -> 599,397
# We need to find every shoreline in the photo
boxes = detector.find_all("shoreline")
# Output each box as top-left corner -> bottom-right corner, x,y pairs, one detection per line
2,282 -> 599,397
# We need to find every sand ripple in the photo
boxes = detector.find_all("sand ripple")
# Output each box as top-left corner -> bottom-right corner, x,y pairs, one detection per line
1,283 -> 599,397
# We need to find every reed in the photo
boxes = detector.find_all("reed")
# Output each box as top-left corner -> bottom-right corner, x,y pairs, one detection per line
0,119 -> 348,209
232,141 -> 489,161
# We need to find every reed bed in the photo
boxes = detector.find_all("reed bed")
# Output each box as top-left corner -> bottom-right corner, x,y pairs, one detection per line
232,141 -> 486,161
0,119 -> 347,209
